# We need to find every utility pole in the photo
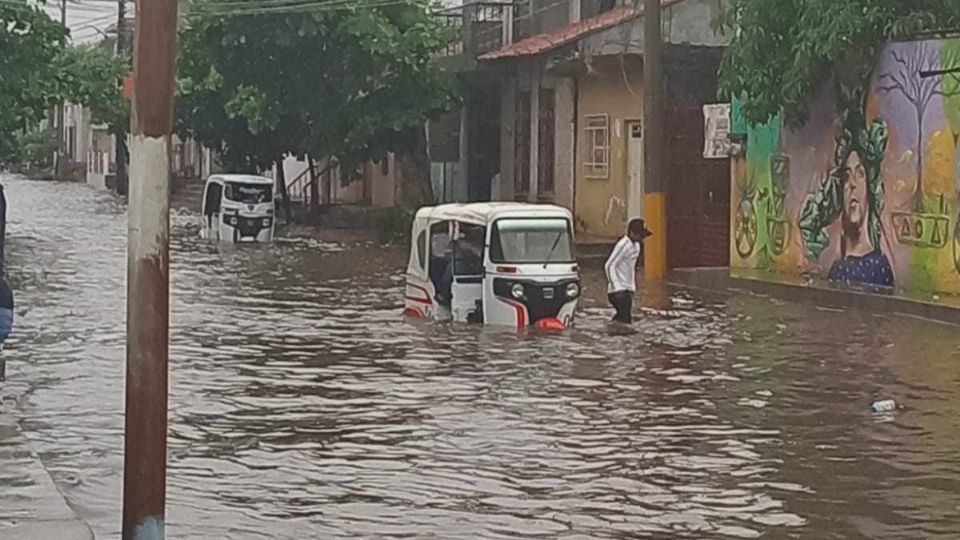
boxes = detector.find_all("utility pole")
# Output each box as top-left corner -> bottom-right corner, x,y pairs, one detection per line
55,0 -> 67,180
115,0 -> 129,195
643,0 -> 667,279
122,0 -> 177,535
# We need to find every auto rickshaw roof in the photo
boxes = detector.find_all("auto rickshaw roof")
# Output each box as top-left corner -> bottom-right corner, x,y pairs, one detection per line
414,202 -> 572,226
208,174 -> 275,186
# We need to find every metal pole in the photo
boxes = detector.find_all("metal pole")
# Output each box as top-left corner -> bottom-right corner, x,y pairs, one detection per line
643,0 -> 667,279
122,0 -> 177,535
56,0 -> 67,180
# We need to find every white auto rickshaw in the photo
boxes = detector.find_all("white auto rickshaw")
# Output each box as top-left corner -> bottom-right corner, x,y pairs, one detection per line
201,174 -> 275,243
404,203 -> 581,329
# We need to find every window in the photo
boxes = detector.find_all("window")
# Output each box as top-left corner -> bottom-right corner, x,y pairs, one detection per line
430,222 -> 452,258
453,223 -> 485,276
584,114 -> 609,179
582,0 -> 618,18
416,230 -> 426,270
224,182 -> 273,204
513,0 -> 531,42
428,221 -> 452,295
204,183 -> 223,216
490,218 -> 574,264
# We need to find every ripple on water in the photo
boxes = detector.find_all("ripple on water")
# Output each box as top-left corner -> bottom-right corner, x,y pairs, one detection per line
2,176 -> 960,539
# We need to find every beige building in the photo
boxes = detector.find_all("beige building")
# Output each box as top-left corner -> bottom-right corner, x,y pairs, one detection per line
436,0 -> 734,268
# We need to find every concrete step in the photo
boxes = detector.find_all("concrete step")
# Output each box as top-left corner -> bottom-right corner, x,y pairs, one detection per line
575,238 -> 616,260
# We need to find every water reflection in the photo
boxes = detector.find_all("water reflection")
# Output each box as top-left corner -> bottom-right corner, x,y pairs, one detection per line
2,176 -> 959,539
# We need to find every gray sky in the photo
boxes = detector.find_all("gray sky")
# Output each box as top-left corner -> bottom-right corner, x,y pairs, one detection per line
41,0 -> 117,44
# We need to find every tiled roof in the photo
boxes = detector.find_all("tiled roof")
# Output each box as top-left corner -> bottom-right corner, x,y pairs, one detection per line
478,0 -> 684,61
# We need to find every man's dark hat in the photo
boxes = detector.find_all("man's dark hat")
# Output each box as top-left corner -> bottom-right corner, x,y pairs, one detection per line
632,219 -> 653,238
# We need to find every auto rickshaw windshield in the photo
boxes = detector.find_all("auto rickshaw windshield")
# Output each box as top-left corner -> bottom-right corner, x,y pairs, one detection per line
489,218 -> 574,264
225,182 -> 273,204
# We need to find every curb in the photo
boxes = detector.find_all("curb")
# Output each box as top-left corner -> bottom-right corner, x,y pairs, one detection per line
668,267 -> 960,327
0,379 -> 95,540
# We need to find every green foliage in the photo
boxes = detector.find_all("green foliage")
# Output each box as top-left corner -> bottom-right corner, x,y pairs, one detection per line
54,45 -> 129,132
718,0 -> 960,126
0,0 -> 66,162
0,129 -> 56,170
176,0 -> 459,178
14,128 -> 57,169
1,4 -> 127,165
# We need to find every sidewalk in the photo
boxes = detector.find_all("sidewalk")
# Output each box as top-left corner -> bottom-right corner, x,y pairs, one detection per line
670,267 -> 960,327
0,377 -> 94,540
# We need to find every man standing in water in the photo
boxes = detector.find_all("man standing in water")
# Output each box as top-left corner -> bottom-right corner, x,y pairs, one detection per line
605,218 -> 652,323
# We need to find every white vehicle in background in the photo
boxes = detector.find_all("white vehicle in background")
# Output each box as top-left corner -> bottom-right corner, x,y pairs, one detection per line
404,203 -> 580,329
200,174 -> 275,243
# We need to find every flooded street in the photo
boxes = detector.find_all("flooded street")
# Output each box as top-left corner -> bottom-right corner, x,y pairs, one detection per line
3,175 -> 960,539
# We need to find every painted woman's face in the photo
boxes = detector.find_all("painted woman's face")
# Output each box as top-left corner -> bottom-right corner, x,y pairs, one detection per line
843,150 -> 867,233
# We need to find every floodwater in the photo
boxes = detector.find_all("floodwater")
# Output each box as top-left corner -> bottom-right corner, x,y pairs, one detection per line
3,175 -> 960,539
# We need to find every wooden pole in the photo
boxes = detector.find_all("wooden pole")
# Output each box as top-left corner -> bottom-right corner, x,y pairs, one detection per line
122,0 -> 177,535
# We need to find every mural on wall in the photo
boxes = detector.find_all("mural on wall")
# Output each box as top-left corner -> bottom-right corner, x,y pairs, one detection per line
731,37 -> 960,300
798,84 -> 893,287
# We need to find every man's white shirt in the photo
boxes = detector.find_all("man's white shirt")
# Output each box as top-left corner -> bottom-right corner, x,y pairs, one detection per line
605,235 -> 640,293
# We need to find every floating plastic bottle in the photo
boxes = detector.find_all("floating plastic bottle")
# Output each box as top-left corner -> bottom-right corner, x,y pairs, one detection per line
870,399 -> 896,413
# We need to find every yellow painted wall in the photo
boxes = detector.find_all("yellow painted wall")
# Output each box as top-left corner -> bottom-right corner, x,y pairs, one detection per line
574,64 -> 643,240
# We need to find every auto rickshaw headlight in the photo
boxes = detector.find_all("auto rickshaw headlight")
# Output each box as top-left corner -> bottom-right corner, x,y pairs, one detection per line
262,217 -> 272,227
565,283 -> 580,298
510,283 -> 524,299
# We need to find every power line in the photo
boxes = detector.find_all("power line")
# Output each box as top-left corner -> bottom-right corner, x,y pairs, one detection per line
4,0 -> 440,24
0,0 -> 114,17
185,0 -> 416,17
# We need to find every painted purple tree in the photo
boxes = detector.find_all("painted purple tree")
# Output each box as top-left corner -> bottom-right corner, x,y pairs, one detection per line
878,42 -> 959,212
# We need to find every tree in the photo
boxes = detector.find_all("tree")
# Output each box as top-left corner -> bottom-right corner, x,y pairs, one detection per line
0,0 -> 66,163
55,44 -> 129,131
718,0 -> 960,127
175,49 -> 305,220
176,0 -> 458,216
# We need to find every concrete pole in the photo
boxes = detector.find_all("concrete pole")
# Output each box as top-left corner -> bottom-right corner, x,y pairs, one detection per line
122,0 -> 177,535
55,0 -> 66,180
643,0 -> 667,279
115,0 -> 130,195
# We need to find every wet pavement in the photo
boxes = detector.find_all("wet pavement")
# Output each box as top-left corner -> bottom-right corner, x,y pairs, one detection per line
2,174 -> 960,539
1,378 -> 94,539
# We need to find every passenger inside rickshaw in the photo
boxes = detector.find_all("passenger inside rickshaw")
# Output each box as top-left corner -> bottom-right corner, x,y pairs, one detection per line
428,222 -> 452,304
438,225 -> 484,307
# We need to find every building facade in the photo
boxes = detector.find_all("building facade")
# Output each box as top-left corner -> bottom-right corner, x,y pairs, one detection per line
436,0 -> 732,269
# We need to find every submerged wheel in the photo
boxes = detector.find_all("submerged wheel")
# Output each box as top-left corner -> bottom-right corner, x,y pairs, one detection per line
735,199 -> 758,259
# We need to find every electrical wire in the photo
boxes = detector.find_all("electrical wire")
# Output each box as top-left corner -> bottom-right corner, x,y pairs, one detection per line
2,0 -> 444,28
185,0 -> 416,17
